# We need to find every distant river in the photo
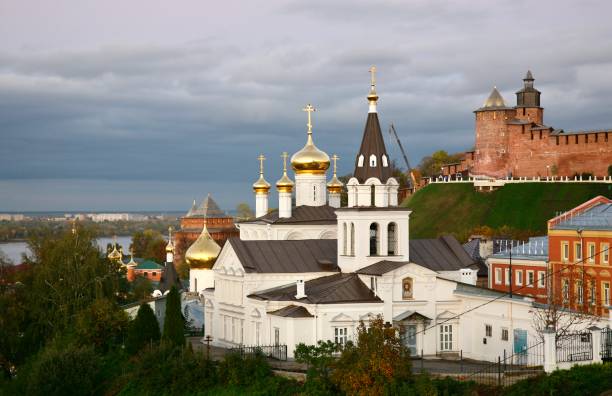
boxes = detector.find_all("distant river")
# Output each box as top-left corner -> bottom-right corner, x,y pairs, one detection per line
0,236 -> 133,265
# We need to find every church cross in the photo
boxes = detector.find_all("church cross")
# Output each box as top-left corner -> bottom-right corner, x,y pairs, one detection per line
369,66 -> 377,88
281,151 -> 289,173
332,154 -> 340,175
258,154 -> 266,175
303,104 -> 316,135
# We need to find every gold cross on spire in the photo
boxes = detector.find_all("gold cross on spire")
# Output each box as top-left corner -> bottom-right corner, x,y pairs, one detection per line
281,151 -> 289,173
303,104 -> 316,135
331,154 -> 339,176
369,66 -> 377,88
257,154 -> 266,175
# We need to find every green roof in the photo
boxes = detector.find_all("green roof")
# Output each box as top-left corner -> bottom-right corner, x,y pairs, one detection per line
135,260 -> 164,270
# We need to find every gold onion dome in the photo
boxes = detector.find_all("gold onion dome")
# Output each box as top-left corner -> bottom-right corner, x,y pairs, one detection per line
185,224 -> 221,269
165,227 -> 174,253
327,154 -> 343,193
291,104 -> 330,175
276,152 -> 294,192
107,237 -> 122,261
253,154 -> 271,194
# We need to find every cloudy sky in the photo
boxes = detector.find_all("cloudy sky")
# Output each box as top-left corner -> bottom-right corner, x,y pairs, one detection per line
1,0 -> 612,212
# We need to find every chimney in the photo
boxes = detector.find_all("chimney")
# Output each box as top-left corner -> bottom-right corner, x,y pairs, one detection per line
295,279 -> 306,299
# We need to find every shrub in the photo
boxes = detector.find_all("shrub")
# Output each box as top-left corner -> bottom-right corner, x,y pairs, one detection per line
75,298 -> 129,352
125,303 -> 161,354
162,286 -> 184,348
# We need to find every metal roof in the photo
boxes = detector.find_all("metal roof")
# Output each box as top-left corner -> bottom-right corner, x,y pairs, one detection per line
228,237 -> 338,273
356,260 -> 408,276
240,205 -> 337,225
409,236 -> 477,271
490,236 -> 548,260
268,305 -> 314,318
185,194 -> 227,218
158,262 -> 182,292
352,112 -> 392,183
552,203 -> 612,231
248,273 -> 382,304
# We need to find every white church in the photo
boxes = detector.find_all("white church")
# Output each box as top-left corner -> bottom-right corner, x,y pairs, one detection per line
190,70 -> 579,361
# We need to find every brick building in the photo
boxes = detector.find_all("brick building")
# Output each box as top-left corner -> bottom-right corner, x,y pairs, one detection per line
173,194 -> 239,266
444,71 -> 612,179
548,196 -> 612,317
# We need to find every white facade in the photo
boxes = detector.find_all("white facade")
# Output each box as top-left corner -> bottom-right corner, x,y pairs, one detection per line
295,173 -> 327,206
190,268 -> 215,294
238,223 -> 337,241
255,192 -> 269,218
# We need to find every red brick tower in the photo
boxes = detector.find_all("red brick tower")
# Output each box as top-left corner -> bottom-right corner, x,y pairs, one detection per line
514,70 -> 543,124
472,87 -> 516,178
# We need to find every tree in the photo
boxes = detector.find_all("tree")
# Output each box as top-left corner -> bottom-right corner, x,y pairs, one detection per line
294,340 -> 340,394
132,275 -> 153,300
126,303 -> 161,354
417,150 -> 464,177
131,229 -> 166,262
75,298 -> 129,352
332,316 -> 411,396
162,286 -> 185,348
236,203 -> 254,221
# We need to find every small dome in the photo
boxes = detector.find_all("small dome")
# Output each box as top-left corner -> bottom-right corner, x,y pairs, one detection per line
291,134 -> 330,174
252,175 -> 271,194
326,174 -> 344,194
165,240 -> 174,253
276,173 -> 294,192
482,87 -> 506,108
107,246 -> 122,262
185,225 -> 221,269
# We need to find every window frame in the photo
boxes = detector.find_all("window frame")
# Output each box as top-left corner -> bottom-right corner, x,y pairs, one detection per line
526,270 -> 534,287
588,242 -> 596,263
334,327 -> 348,346
575,241 -> 583,262
515,269 -> 523,286
495,267 -> 502,285
439,324 -> 453,351
485,324 -> 492,337
603,243 -> 610,264
504,268 -> 510,286
501,328 -> 509,341
562,242 -> 569,262
538,271 -> 546,288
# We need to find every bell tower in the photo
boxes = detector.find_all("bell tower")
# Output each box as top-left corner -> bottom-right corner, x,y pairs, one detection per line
515,70 -> 543,124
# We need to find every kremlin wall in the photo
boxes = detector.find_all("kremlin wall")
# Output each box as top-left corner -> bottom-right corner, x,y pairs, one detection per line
444,71 -> 612,179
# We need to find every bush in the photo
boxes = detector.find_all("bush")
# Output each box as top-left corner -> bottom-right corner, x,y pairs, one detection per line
125,303 -> 161,355
75,298 -> 129,352
25,343 -> 101,396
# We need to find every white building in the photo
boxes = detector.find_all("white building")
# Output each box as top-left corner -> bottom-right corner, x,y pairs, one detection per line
201,70 -> 605,360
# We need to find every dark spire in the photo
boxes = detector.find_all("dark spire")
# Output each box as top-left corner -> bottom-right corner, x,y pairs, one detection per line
516,70 -> 541,107
353,112 -> 392,183
158,261 -> 182,293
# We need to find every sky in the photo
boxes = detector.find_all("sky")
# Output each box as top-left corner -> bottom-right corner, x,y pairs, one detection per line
1,0 -> 612,212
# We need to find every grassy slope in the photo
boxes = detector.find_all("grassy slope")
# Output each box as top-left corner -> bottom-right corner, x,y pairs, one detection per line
403,183 -> 612,240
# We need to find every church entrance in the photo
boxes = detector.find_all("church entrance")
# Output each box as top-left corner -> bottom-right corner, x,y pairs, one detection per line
404,324 -> 417,356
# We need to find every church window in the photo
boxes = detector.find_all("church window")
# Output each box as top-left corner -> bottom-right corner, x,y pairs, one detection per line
439,324 -> 453,351
388,222 -> 398,255
402,277 -> 413,300
334,327 -> 348,346
358,155 -> 364,167
370,276 -> 377,292
342,223 -> 347,255
369,223 -> 379,255
313,185 -> 317,201
382,155 -> 388,167
350,223 -> 355,256
274,327 -> 280,346
370,185 -> 375,206
369,155 -> 377,167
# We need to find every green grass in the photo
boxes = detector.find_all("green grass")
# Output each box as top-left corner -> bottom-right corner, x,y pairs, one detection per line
403,183 -> 612,240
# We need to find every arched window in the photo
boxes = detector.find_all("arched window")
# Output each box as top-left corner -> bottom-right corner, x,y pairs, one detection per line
369,223 -> 379,256
350,222 -> 355,256
358,155 -> 364,167
388,222 -> 397,255
370,155 -> 377,167
342,222 -> 347,255
313,185 -> 317,202
382,154 -> 388,167
402,277 -> 413,300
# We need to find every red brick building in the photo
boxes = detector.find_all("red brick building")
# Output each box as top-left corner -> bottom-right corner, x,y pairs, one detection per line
444,71 -> 612,179
173,194 -> 238,266
548,196 -> 612,317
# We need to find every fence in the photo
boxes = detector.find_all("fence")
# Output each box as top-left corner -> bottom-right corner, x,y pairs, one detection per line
185,326 -> 204,337
556,332 -> 593,363
602,327 -> 612,361
229,344 -> 288,361
466,340 -> 545,387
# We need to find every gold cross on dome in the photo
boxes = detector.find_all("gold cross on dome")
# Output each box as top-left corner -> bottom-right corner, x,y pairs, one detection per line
332,154 -> 340,175
369,66 -> 377,88
257,154 -> 266,175
281,151 -> 289,172
303,104 -> 316,134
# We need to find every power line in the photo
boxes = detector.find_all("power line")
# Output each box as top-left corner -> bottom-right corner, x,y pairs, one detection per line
414,245 -> 610,337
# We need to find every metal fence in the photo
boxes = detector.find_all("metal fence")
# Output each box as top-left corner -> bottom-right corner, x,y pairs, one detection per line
185,326 -> 204,337
556,332 -> 593,363
465,340 -> 545,387
230,344 -> 288,361
601,328 -> 612,361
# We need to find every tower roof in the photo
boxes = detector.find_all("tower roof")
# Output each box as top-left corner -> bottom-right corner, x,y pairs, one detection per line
353,113 -> 392,183
524,70 -> 534,80
483,87 -> 506,108
185,194 -> 226,218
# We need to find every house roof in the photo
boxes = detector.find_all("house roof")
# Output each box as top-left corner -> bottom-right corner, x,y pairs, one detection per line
409,235 -> 477,272
228,237 -> 338,273
490,236 -> 548,260
268,305 -> 314,318
356,260 -> 408,276
393,310 -> 432,322
550,199 -> 612,231
185,194 -> 227,218
134,260 -> 164,270
352,112 -> 392,183
248,273 -> 382,305
239,205 -> 337,225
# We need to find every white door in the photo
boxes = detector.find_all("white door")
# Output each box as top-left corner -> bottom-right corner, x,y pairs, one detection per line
405,325 -> 417,356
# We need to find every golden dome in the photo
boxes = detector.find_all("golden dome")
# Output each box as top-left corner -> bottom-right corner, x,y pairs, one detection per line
482,87 -> 506,108
291,104 -> 330,175
253,154 -> 271,194
326,154 -> 344,193
165,227 -> 174,253
185,224 -> 221,269
107,237 -> 122,261
276,152 -> 295,192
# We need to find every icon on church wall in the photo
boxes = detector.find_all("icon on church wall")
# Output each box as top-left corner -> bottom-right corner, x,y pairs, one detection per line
402,277 -> 413,300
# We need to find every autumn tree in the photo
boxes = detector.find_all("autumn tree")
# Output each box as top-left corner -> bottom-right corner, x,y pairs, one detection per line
332,316 -> 411,396
417,150 -> 464,177
131,229 -> 166,262
236,203 -> 254,221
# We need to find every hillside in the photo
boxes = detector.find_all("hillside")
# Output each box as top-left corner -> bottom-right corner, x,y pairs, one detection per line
402,183 -> 612,240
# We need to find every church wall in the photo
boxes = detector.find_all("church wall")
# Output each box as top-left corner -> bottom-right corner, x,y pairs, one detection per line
238,223 -> 336,241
